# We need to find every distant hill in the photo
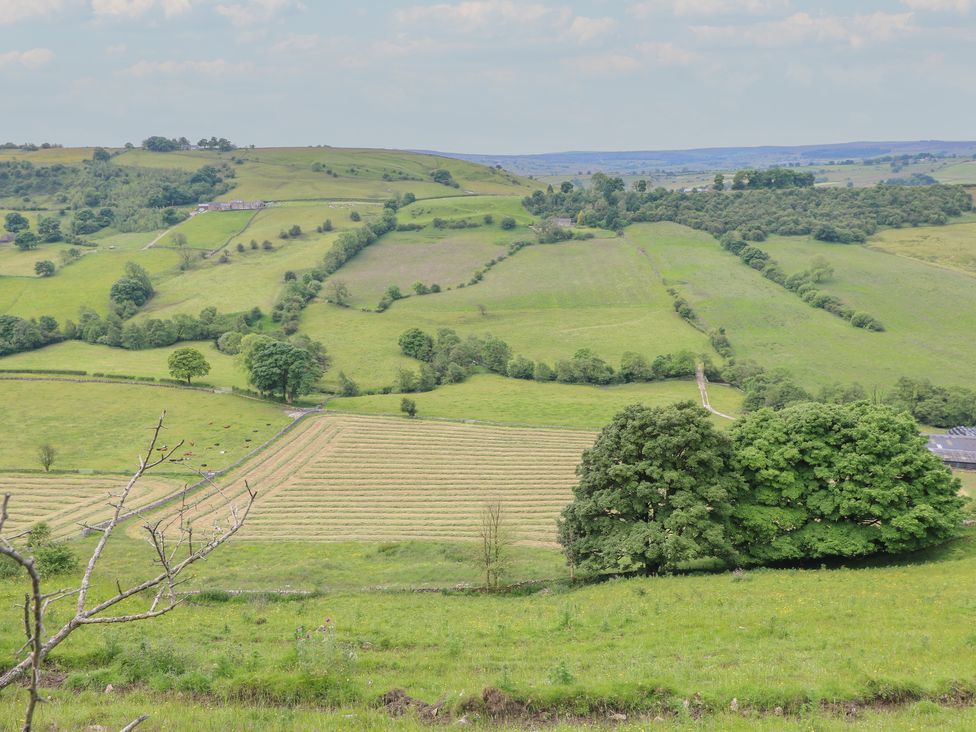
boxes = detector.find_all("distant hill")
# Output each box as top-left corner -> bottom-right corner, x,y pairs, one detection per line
422,140 -> 976,176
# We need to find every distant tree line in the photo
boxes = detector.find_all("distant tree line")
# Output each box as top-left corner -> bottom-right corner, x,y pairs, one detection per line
559,401 -> 963,576
726,167 -> 816,190
523,175 -> 971,242
141,136 -> 237,152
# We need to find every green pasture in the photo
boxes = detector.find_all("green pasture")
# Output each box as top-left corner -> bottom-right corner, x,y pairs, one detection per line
399,194 -> 536,225
331,373 -> 741,429
0,147 -> 107,165
114,147 -> 533,202
304,235 -> 711,390
956,470 -> 976,496
91,229 -> 168,251
0,379 -> 291,472
328,227 -> 520,308
2,529 -> 976,725
166,210 -> 255,250
632,222 -> 976,390
868,221 -> 976,276
0,240 -> 78,276
759,232 -> 976,388
0,339 -> 248,388
227,202 -> 372,249
0,246 -> 180,323
934,159 -> 976,183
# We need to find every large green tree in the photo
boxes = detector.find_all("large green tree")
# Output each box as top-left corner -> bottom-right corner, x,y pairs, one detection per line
167,347 -> 211,384
243,337 -> 324,403
730,401 -> 964,563
558,402 -> 741,575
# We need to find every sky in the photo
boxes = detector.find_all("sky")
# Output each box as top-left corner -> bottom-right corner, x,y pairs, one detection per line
1,0 -> 974,154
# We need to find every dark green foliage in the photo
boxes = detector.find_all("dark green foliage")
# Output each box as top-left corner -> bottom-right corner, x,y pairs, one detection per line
4,211 -> 29,232
885,377 -> 976,428
242,336 -> 327,403
555,349 -> 614,385
142,136 -> 183,152
15,230 -> 39,250
27,523 -> 78,576
506,355 -> 535,380
500,216 -> 516,230
0,313 -> 62,356
524,182 -> 971,240
34,260 -> 55,277
320,211 -> 395,276
337,371 -> 360,397
400,397 -> 417,417
559,402 -> 741,575
730,168 -> 815,190
430,169 -> 459,188
398,328 -> 433,361
619,352 -> 651,382
730,402 -> 964,563
37,216 -> 62,242
110,261 -> 154,314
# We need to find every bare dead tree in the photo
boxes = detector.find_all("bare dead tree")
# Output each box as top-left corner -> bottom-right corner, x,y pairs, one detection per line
477,500 -> 512,590
0,412 -> 257,732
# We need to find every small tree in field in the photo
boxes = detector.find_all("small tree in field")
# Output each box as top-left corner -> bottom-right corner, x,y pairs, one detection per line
167,347 -> 210,384
327,279 -> 351,306
400,397 -> 417,418
36,444 -> 56,472
33,261 -> 55,277
477,501 -> 512,589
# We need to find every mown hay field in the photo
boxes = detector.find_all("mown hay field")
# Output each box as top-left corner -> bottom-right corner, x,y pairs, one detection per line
0,473 -> 184,539
145,413 -> 595,545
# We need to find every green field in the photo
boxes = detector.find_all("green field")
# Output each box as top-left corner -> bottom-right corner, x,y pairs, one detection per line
331,374 -> 741,428
632,222 -> 976,390
166,210 -> 256,250
114,147 -> 534,202
0,379 -> 292,472
868,221 -> 976,276
305,234 -> 712,390
934,159 -> 976,183
0,340 -> 248,388
2,528 -> 976,728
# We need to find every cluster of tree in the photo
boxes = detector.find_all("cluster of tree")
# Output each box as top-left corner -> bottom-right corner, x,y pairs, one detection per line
1,141 -> 62,151
522,176 -> 971,241
143,136 -> 237,153
0,314 -> 62,356
69,305 -> 259,351
240,333 -> 329,403
885,377 -> 976,428
278,224 -> 302,239
396,326 -> 704,391
34,260 -> 55,277
558,401 -> 963,576
4,212 -> 64,250
883,174 -> 939,186
272,273 -> 322,334
383,192 -> 417,212
718,234 -> 884,331
109,262 -> 155,317
430,169 -> 459,188
721,168 -> 816,190
0,159 -> 233,232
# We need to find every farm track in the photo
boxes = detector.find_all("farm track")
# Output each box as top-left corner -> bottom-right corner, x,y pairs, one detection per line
143,413 -> 595,546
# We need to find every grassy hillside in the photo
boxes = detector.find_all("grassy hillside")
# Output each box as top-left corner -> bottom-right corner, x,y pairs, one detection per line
868,221 -> 976,276
0,380 -> 292,472
632,222 -> 976,390
331,373 -> 741,428
306,234 -> 712,390
114,147 -> 534,202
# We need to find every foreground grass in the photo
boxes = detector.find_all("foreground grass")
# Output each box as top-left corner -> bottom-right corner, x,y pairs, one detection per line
0,379 -> 292,471
2,531 -> 975,727
331,374 -> 742,428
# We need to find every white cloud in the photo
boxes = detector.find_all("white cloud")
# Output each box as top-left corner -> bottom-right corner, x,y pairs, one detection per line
215,0 -> 302,27
91,0 -> 192,17
565,41 -> 702,76
902,0 -> 971,12
105,43 -> 128,54
692,11 -> 915,48
0,48 -> 56,71
396,1 -> 569,33
566,16 -> 617,44
121,58 -> 255,77
629,0 -> 789,18
92,0 -> 154,16
0,0 -> 72,24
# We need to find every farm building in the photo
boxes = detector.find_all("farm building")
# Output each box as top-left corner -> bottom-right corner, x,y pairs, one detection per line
552,217 -> 575,228
197,200 -> 266,213
0,233 -> 14,244
927,433 -> 976,470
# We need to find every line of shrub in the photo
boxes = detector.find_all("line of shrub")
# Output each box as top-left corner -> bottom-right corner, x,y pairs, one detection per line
718,234 -> 885,332
0,368 -> 87,376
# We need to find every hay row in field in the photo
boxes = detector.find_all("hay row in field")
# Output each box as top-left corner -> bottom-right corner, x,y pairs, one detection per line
144,413 -> 595,545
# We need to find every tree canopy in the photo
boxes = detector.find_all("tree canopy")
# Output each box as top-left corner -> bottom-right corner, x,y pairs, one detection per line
167,347 -> 211,384
558,402 -> 741,575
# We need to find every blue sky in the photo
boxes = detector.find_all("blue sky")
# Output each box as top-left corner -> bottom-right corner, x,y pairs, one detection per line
1,0 -> 974,153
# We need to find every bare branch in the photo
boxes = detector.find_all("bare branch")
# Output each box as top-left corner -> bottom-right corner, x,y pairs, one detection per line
120,715 -> 149,732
